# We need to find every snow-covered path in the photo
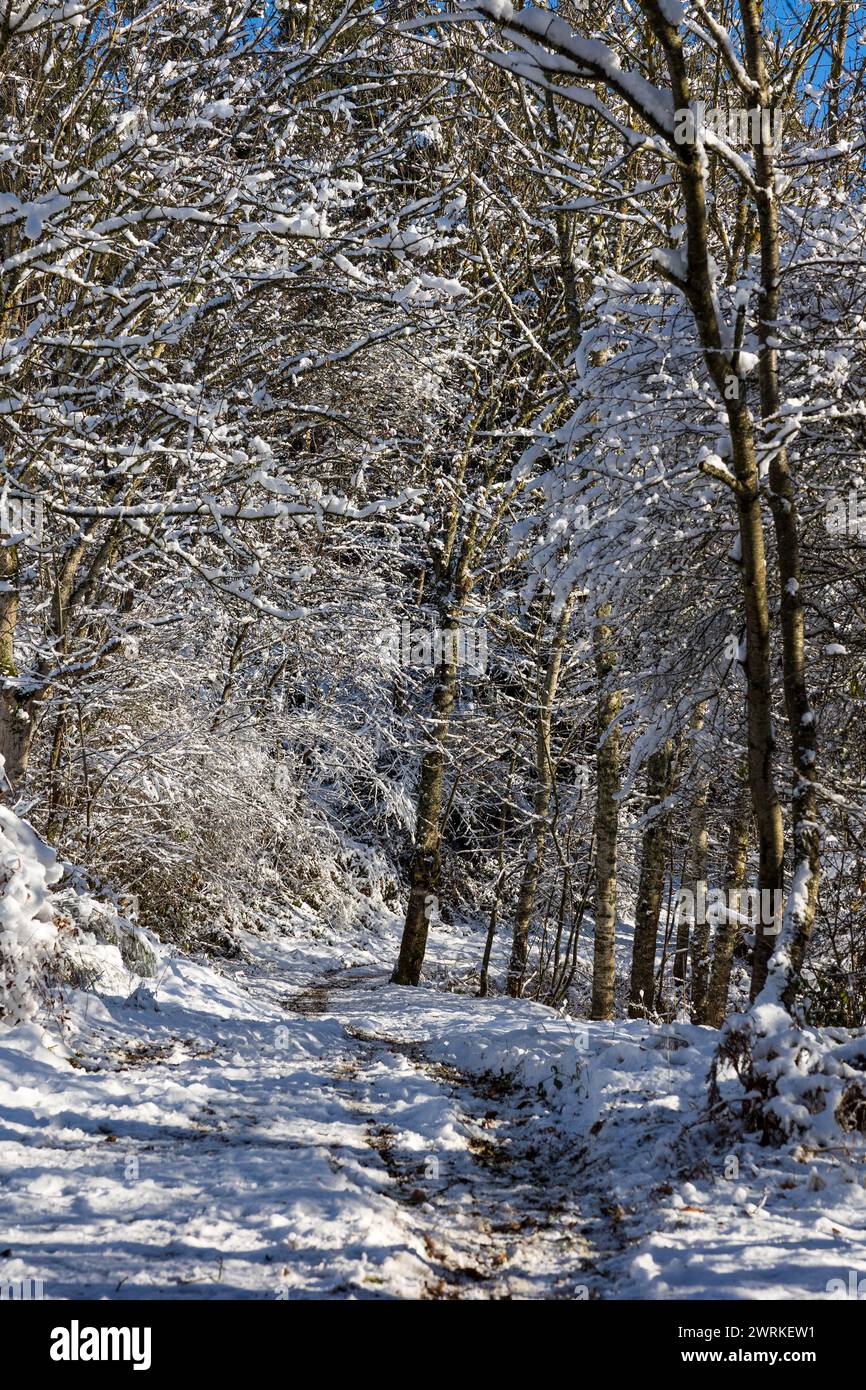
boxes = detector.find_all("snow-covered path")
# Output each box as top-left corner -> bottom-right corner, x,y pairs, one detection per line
281,975 -> 598,1299
3,926 -> 866,1301
0,940 -> 599,1300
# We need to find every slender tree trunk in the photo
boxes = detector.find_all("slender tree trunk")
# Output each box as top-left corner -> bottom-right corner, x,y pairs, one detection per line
478,749 -> 516,997
0,524 -> 103,794
391,614 -> 461,986
547,96 -> 626,1021
390,390 -> 489,985
741,0 -> 821,1003
478,874 -> 503,1000
734,460 -> 786,999
590,604 -> 621,1020
672,712 -> 707,1001
550,838 -> 594,1006
44,707 -> 71,842
688,713 -> 712,1019
703,786 -> 751,1027
508,594 -> 574,997
0,542 -> 33,792
826,3 -> 851,150
628,741 -> 673,1017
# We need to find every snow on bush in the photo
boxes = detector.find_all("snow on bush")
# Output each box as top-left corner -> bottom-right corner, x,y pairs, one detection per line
0,802 -> 63,1026
0,776 -> 162,1027
54,885 -> 161,996
710,906 -> 866,1147
710,1004 -> 866,1145
708,867 -> 866,1144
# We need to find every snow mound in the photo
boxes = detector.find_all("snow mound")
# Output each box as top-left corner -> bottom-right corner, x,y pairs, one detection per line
0,783 -> 162,1028
53,887 -> 163,1001
711,1005 -> 866,1145
0,803 -> 63,1025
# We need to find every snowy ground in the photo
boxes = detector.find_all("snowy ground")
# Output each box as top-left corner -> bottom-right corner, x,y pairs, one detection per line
1,918 -> 865,1300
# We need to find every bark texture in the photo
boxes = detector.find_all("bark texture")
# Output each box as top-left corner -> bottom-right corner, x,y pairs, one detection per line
508,595 -> 574,997
590,605 -> 622,1020
628,741 -> 673,1018
703,787 -> 751,1027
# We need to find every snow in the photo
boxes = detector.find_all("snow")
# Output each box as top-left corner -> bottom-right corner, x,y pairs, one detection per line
3,0 -> 866,1311
658,0 -> 685,24
2,915 -> 864,1300
650,246 -> 687,284
0,801 -> 64,1025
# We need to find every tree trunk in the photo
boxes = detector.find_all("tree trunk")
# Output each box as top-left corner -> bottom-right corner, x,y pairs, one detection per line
0,525 -> 98,795
741,0 -> 821,1003
391,616 -> 461,986
590,604 -> 621,1020
0,542 -> 33,792
628,740 -> 673,1017
734,453 -> 787,1001
508,594 -> 574,997
390,387 -> 491,987
703,786 -> 751,1027
688,715 -> 712,1020
478,748 -> 516,997
44,708 -> 70,843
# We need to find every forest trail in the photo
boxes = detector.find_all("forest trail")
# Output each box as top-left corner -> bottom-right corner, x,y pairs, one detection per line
4,929 -> 865,1302
280,970 -> 598,1299
0,939 -> 603,1301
